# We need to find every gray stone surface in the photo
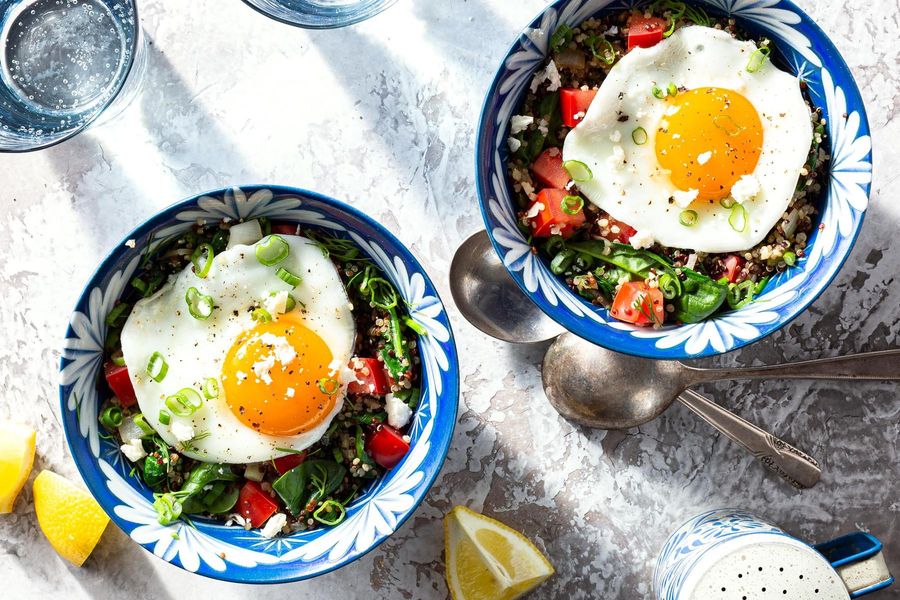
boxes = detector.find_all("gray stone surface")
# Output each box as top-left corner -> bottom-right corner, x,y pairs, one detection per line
0,0 -> 897,598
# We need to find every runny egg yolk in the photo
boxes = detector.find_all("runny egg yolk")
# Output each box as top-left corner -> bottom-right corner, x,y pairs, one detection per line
655,87 -> 763,201
222,315 -> 337,437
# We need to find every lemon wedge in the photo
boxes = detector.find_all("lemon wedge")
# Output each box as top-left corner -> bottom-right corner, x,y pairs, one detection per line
0,421 -> 36,513
33,470 -> 109,566
444,505 -> 554,600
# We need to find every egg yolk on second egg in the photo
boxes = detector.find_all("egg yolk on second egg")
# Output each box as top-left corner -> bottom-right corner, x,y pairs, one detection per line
222,315 -> 337,437
655,87 -> 763,201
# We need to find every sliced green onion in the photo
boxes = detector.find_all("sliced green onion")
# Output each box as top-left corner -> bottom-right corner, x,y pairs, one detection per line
165,388 -> 203,417
588,35 -> 615,64
550,249 -> 576,275
783,251 -> 797,266
146,351 -> 169,383
658,273 -> 678,300
719,197 -> 736,209
203,377 -> 219,399
276,267 -> 302,288
132,413 -> 155,435
563,159 -> 593,183
252,308 -> 273,323
651,85 -> 665,99
632,126 -> 648,145
560,195 -> 584,215
550,23 -> 573,52
317,377 -> 340,395
754,275 -> 771,295
158,409 -> 172,426
284,293 -> 297,312
667,82 -> 677,97
403,316 -> 428,336
313,499 -> 347,526
746,46 -> 771,73
679,210 -> 698,227
728,203 -> 748,232
99,406 -> 123,429
153,493 -> 183,526
185,287 -> 215,320
105,303 -> 130,328
130,277 -> 149,295
191,243 -> 215,278
727,280 -> 756,309
255,235 -> 290,267
111,351 -> 126,367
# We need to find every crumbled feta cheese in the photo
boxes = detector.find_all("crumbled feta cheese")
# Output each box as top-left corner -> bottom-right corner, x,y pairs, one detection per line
244,463 -> 265,482
529,60 -> 561,93
510,115 -> 533,134
731,174 -> 761,204
606,145 -> 626,171
549,224 -> 564,236
604,25 -> 619,36
260,513 -> 287,539
507,137 -> 522,153
286,387 -> 295,398
171,422 -> 195,442
252,354 -> 276,385
225,513 -> 249,528
573,111 -> 586,122
672,188 -> 699,208
125,239 -> 136,248
259,333 -> 298,365
630,229 -> 655,250
120,439 -> 146,462
665,104 -> 681,116
696,151 -> 712,165
521,181 -> 536,199
385,393 -> 413,429
263,291 -> 289,316
609,129 -> 622,142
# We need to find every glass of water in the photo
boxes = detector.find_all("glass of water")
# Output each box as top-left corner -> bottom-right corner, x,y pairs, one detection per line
240,0 -> 398,29
0,0 -> 145,152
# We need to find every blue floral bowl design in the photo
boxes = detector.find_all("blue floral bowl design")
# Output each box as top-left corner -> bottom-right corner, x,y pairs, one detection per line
476,0 -> 872,358
59,185 -> 459,583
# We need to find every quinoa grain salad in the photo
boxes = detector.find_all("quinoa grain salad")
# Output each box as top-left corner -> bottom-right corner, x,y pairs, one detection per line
507,1 -> 829,326
98,218 -> 420,536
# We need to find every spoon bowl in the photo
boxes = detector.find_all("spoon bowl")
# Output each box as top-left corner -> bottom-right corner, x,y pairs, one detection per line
450,231 -> 563,344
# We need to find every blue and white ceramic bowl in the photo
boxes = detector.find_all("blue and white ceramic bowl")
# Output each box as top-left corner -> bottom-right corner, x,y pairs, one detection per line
477,0 -> 872,359
59,185 -> 459,583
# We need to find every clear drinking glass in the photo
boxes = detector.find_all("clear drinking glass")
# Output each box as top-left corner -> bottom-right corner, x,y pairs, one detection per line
0,0 -> 145,152
240,0 -> 398,29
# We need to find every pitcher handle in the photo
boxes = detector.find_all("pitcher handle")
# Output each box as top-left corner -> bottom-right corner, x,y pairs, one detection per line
814,532 -> 894,597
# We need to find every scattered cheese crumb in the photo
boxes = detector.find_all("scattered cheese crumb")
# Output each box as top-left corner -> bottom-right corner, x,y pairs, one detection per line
529,60 -> 561,93
385,393 -> 413,429
731,174 -> 761,204
523,202 -> 544,219
672,188 -> 699,208
171,422 -> 195,443
507,137 -> 522,152
125,239 -> 136,249
609,129 -> 622,143
510,115 -> 534,134
286,388 -> 295,398
263,291 -> 289,316
696,151 -> 712,165
260,513 -> 287,539
120,439 -> 146,462
630,229 -> 655,249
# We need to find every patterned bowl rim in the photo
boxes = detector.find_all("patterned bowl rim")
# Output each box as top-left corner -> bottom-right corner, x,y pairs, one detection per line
58,184 -> 460,583
475,0 -> 872,359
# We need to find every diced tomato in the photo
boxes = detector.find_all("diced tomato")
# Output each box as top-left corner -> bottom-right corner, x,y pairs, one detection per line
270,223 -> 299,236
602,215 -> 637,244
103,362 -> 137,407
610,281 -> 665,326
365,424 -> 410,469
273,452 -> 307,475
723,255 -> 745,283
531,148 -> 570,189
238,481 -> 279,528
627,15 -> 667,51
348,358 -> 391,395
530,189 -> 587,239
559,88 -> 597,128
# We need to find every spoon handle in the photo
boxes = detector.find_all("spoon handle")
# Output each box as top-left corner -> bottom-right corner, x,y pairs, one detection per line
676,389 -> 821,489
689,349 -> 900,382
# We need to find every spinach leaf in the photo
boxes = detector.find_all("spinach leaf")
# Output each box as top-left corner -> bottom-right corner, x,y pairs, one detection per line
272,459 -> 347,516
183,482 -> 239,515
567,241 -> 656,276
181,463 -> 239,497
671,269 -> 728,323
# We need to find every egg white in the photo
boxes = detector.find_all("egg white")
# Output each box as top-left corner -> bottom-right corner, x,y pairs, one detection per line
120,234 -> 355,464
563,26 -> 813,252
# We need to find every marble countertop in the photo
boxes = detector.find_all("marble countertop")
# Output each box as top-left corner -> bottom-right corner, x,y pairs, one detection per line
1,0 -> 898,597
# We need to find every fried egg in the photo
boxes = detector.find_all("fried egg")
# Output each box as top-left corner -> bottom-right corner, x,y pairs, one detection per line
120,233 -> 355,463
563,26 -> 813,252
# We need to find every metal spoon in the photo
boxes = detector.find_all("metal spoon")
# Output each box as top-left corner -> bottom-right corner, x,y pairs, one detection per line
543,333 -> 822,488
449,230 -> 564,343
